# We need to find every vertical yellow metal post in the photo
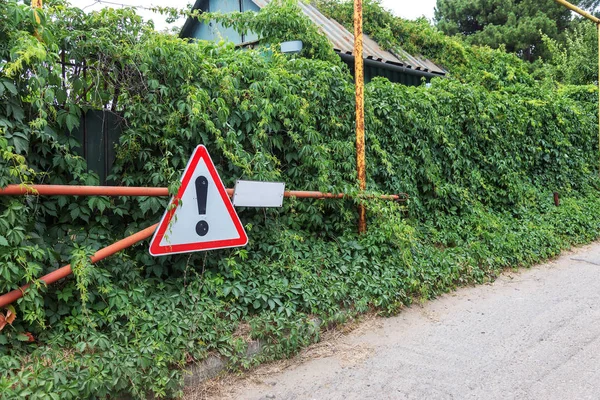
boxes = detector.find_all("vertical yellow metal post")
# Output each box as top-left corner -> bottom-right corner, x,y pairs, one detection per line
354,0 -> 367,234
32,0 -> 42,21
32,0 -> 42,40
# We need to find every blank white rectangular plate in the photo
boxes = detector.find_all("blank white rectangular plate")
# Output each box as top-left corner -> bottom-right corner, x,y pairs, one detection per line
232,180 -> 285,207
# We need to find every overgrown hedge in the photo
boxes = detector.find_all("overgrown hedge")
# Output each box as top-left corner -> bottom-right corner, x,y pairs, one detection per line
1,0 -> 600,398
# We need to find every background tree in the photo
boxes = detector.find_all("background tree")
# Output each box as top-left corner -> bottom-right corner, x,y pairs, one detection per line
539,18 -> 598,84
434,0 -> 576,61
579,0 -> 600,11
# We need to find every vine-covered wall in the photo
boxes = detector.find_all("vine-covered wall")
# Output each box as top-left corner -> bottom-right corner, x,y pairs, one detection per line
1,0 -> 600,398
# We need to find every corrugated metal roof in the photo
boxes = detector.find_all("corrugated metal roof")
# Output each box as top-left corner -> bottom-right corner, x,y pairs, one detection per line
251,0 -> 445,75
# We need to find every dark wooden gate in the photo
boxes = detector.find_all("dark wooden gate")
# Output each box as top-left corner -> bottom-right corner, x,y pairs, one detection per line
71,110 -> 121,185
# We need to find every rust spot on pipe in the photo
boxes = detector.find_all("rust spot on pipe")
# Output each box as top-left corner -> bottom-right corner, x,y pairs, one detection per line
554,192 -> 560,207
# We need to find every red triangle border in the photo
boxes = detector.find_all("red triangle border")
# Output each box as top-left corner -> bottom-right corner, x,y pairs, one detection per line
149,145 -> 248,256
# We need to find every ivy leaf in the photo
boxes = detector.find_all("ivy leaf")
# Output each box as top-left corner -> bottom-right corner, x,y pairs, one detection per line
65,114 -> 79,132
97,198 -> 107,213
16,333 -> 31,342
56,88 -> 67,104
9,102 -> 24,121
138,197 -> 152,214
2,80 -> 18,95
11,132 -> 29,154
0,236 -> 8,246
70,207 -> 80,220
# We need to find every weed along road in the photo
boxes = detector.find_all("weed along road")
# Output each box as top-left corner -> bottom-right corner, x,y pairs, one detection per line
211,242 -> 600,400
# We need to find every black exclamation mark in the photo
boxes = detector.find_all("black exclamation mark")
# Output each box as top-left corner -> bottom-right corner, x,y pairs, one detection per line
195,176 -> 209,236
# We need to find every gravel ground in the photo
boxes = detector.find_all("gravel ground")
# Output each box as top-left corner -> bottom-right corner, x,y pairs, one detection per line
194,241 -> 600,400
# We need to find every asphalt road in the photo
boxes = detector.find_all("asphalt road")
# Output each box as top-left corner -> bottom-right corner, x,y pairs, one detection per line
223,241 -> 600,400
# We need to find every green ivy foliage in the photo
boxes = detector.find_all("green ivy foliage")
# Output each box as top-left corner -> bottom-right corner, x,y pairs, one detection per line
1,0 -> 600,398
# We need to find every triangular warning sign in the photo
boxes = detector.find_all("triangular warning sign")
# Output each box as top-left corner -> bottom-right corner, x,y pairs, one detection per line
149,145 -> 248,256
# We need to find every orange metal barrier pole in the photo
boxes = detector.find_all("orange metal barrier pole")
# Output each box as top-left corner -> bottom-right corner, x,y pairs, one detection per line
0,185 -> 170,197
0,187 -> 408,306
0,224 -> 158,308
0,185 -> 407,201
284,191 -> 405,201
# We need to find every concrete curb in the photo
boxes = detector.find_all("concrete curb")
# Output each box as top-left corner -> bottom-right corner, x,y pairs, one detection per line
183,318 -> 322,387
183,340 -> 263,387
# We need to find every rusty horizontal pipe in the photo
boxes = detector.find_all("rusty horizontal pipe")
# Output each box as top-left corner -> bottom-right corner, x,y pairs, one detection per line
0,224 -> 158,308
0,184 -> 170,197
0,185 -> 407,201
0,186 -> 407,307
285,191 -> 406,202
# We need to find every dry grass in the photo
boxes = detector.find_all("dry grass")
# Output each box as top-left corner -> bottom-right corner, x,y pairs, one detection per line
232,322 -> 252,342
183,313 -> 382,400
184,376 -> 232,400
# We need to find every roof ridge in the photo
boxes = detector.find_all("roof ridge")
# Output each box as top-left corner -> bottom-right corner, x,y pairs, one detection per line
253,0 -> 444,74
181,0 -> 445,75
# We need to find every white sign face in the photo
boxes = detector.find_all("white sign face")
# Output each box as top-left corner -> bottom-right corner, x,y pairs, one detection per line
232,180 -> 285,208
149,145 -> 248,256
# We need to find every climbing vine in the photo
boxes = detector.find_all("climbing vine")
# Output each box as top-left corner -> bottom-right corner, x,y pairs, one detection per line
1,0 -> 600,398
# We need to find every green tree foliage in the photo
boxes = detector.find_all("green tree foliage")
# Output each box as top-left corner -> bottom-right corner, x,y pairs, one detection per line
314,0 -> 534,86
540,18 -> 598,85
434,0 -> 575,61
1,0 -> 600,398
579,0 -> 600,11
